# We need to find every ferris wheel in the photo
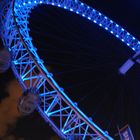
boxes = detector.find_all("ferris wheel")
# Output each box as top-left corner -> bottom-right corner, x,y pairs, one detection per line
0,0 -> 140,139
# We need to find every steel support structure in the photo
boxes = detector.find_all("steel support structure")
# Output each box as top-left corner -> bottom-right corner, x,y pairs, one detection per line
0,0 -> 140,139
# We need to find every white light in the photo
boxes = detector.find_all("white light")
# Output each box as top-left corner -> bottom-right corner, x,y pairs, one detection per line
127,43 -> 130,46
105,17 -> 107,19
116,24 -> 119,27
99,13 -> 101,16
82,14 -> 85,17
76,11 -> 79,14
81,3 -> 84,6
111,31 -> 113,34
19,5 -> 21,7
52,2 -> 54,5
116,35 -> 119,38
105,27 -> 108,30
23,2 -> 26,5
133,37 -> 135,40
110,20 -> 113,23
88,17 -> 91,20
70,8 -> 73,11
64,6 -> 67,9
132,47 -> 135,50
127,32 -> 130,36
34,1 -> 37,3
94,20 -> 97,23
58,4 -> 61,7
122,39 -> 124,42
99,23 -> 102,26
121,28 -> 124,31
28,1 -> 31,4
40,1 -> 42,3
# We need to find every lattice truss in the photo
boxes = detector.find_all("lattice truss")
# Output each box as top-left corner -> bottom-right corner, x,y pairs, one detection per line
1,0 -> 140,139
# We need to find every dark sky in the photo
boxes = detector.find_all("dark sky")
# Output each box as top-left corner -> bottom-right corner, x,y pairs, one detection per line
1,0 -> 140,140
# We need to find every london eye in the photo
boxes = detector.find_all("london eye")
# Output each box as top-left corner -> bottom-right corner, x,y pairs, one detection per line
0,0 -> 140,139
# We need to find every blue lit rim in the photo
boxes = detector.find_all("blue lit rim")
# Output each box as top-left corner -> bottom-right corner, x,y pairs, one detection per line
1,0 -> 140,139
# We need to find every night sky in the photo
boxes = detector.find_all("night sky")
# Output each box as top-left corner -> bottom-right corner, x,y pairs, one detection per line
0,0 -> 140,140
